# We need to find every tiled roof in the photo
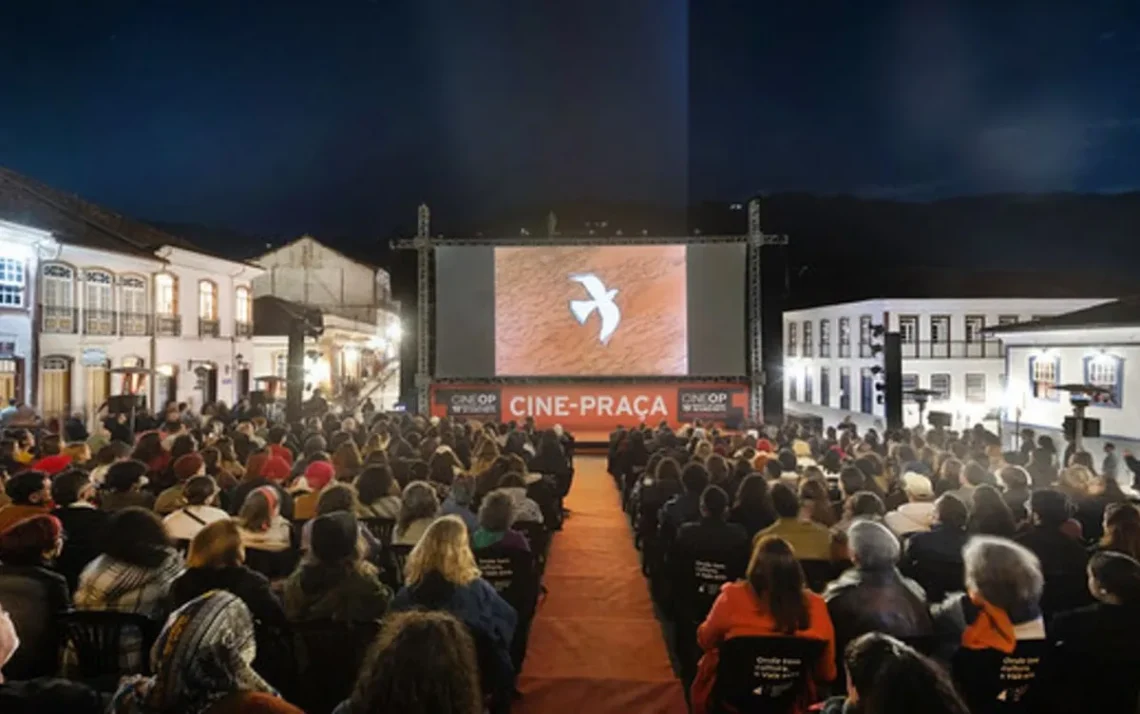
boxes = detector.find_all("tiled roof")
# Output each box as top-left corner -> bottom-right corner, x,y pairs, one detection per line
986,296 -> 1140,333
0,166 -> 194,258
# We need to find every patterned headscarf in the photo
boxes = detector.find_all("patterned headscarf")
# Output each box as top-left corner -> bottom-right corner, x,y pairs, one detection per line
111,590 -> 275,714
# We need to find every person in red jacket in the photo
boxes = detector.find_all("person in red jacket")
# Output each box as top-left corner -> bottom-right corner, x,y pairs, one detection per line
690,535 -> 836,714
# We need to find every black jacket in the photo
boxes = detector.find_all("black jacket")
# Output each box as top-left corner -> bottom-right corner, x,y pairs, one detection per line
823,566 -> 932,671
0,679 -> 102,714
659,492 -> 702,541
728,505 -> 777,539
900,524 -> 969,602
172,565 -> 288,627
49,505 -> 108,592
1016,526 -> 1093,617
1038,602 -> 1140,713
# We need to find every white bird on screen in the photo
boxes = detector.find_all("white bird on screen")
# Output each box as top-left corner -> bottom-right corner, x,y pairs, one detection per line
569,273 -> 621,344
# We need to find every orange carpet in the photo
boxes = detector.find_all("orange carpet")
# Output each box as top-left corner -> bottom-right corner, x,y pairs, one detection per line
514,456 -> 689,714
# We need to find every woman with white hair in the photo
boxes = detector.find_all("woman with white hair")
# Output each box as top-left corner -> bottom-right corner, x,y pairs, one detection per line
931,536 -> 1045,656
823,519 -> 932,675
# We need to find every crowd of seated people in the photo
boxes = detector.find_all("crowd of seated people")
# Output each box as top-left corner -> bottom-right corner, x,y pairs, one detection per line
610,419 -> 1140,712
0,399 -> 572,713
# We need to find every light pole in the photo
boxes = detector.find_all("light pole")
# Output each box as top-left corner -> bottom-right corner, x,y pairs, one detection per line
905,388 -> 939,430
1056,383 -> 1110,455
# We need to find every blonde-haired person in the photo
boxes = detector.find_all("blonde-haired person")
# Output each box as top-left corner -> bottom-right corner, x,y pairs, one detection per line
171,519 -> 287,631
391,515 -> 517,705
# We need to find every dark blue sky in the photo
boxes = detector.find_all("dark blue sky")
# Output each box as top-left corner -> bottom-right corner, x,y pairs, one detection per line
2,1 -> 1138,240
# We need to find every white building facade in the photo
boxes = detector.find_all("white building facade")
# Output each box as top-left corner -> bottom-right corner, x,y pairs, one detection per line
0,167 -> 262,423
251,236 -> 401,411
991,299 -> 1140,453
783,297 -> 1109,431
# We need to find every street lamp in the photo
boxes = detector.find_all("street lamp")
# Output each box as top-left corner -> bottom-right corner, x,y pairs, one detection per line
904,388 -> 940,430
1056,383 -> 1110,454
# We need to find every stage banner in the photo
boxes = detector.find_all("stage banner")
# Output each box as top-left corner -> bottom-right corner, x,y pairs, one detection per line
433,387 -> 502,422
429,382 -> 749,431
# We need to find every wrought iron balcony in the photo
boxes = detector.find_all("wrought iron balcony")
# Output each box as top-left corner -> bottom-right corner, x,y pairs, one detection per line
900,339 -> 1006,359
235,320 -> 253,338
199,318 -> 220,338
120,312 -> 152,336
155,314 -> 181,337
83,309 -> 116,336
41,306 -> 77,334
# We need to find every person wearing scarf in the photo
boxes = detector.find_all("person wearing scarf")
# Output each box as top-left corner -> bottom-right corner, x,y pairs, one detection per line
930,536 -> 1046,706
236,486 -> 292,553
110,590 -> 302,714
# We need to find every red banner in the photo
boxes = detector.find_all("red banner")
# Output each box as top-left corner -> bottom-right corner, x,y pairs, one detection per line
430,382 -> 749,431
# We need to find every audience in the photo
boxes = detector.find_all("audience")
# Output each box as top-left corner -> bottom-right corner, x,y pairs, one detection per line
441,474 -> 479,533
0,515 -> 69,679
690,536 -> 835,714
354,464 -> 401,519
824,520 -> 932,670
163,475 -> 230,541
49,469 -> 108,590
334,610 -> 482,714
110,591 -> 302,714
472,490 -> 530,552
968,483 -> 1018,538
390,515 -> 517,710
74,507 -> 183,671
1099,502 -> 1140,560
284,512 -> 390,623
0,471 -> 51,532
0,602 -> 102,712
756,482 -> 831,561
394,481 -> 439,545
883,472 -> 935,536
236,486 -> 292,553
729,473 -> 777,538
100,460 -> 156,512
1016,489 -> 1093,617
900,493 -> 970,602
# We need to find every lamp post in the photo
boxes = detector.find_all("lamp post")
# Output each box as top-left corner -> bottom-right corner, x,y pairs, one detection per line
1056,383 -> 1110,454
904,388 -> 939,430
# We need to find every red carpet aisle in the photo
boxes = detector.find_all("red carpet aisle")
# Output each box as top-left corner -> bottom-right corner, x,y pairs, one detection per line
513,456 -> 689,714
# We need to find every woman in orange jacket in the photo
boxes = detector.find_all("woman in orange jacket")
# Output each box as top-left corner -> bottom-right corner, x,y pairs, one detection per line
690,535 -> 837,714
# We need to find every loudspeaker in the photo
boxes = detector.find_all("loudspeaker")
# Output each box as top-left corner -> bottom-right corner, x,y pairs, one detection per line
1063,416 -> 1101,440
927,410 -> 952,429
107,394 -> 145,415
883,332 -> 903,430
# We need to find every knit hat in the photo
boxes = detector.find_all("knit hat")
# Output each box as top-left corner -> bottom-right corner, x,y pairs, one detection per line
311,512 -> 358,562
31,454 -> 72,476
173,453 -> 205,481
261,456 -> 291,483
304,461 -> 335,492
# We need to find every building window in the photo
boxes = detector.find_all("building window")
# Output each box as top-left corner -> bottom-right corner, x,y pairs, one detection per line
802,321 -> 813,357
838,317 -> 851,357
804,371 -> 814,403
41,355 -> 72,421
274,352 -> 287,378
1084,354 -> 1123,408
899,315 -> 918,343
965,373 -> 986,403
859,315 -> 872,357
235,286 -> 252,324
965,315 -> 985,342
788,374 -> 798,402
820,319 -> 831,358
120,276 -> 149,335
902,373 -> 918,402
786,322 -> 797,357
83,270 -> 115,335
1029,355 -> 1060,401
860,367 -> 874,413
929,316 -> 950,358
198,280 -> 218,321
41,263 -> 76,334
820,367 -> 830,407
0,257 -> 25,307
930,373 -> 951,401
155,273 -> 178,315
839,366 -> 851,410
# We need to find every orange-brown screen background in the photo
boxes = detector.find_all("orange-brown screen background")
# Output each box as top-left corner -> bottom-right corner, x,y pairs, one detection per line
494,245 -> 688,376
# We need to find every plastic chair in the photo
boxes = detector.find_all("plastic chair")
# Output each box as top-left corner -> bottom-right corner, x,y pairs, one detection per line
292,619 -> 381,714
361,517 -> 397,546
711,636 -> 827,714
59,611 -> 160,690
473,545 -> 541,671
952,639 -> 1049,714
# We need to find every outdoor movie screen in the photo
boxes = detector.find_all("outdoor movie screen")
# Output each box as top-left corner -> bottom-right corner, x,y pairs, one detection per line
434,242 -> 746,378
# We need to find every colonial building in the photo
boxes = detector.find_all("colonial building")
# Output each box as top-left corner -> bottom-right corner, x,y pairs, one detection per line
989,297 -> 1140,453
783,296 -> 1111,431
250,236 -> 401,411
0,167 -> 261,422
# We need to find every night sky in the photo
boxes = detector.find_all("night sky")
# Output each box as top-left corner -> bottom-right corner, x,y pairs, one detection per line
2,1 -> 1139,243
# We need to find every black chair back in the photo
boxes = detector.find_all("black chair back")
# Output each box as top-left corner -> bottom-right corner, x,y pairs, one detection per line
473,545 -> 541,671
382,543 -> 414,589
712,636 -> 827,714
361,517 -> 396,546
292,619 -> 381,714
59,611 -> 159,689
901,557 -> 965,603
0,571 -> 63,680
675,554 -> 742,623
952,640 -> 1049,714
799,559 -> 840,593
511,521 -> 550,565
244,546 -> 299,580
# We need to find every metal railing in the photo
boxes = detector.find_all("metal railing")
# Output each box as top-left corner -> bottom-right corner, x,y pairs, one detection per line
199,318 -> 220,338
900,340 -> 1006,359
156,315 -> 181,337
120,313 -> 152,336
235,321 -> 253,338
42,306 -> 77,334
83,309 -> 116,336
